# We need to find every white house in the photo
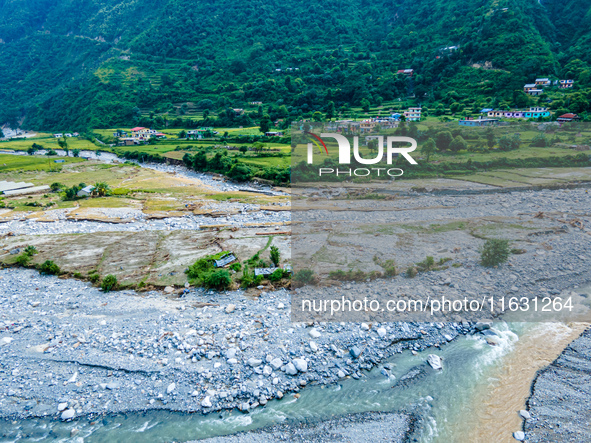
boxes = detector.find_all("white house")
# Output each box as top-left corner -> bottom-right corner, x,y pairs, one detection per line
77,185 -> 95,197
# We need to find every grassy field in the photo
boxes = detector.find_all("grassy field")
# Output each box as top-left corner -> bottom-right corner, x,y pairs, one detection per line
0,154 -> 85,172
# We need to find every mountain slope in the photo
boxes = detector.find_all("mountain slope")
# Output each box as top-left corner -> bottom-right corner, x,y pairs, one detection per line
0,0 -> 590,130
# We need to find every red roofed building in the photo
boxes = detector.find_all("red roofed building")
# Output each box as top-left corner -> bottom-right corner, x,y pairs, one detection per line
557,113 -> 580,122
397,69 -> 414,76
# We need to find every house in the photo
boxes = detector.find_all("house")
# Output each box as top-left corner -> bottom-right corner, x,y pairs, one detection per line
64,133 -> 73,137
77,185 -> 95,197
487,107 -> 550,119
559,80 -> 574,89
524,84 -> 543,95
214,253 -> 236,268
53,133 -> 63,138
480,108 -> 494,114
404,107 -> 422,121
250,101 -> 263,105
119,138 -> 139,146
154,133 -> 167,139
232,108 -> 244,115
73,132 -> 79,137
557,113 -> 580,122
54,159 -> 65,163
397,69 -> 414,76
459,118 -> 499,127
113,130 -> 127,137
130,127 -> 157,140
535,78 -> 551,87
265,131 -> 283,136
360,120 -> 378,133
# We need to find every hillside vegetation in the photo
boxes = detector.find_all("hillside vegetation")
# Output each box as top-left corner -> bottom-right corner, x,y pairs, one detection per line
1,0 -> 591,130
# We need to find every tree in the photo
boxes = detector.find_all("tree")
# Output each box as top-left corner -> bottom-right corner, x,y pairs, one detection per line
0,128 -> 4,138
239,145 -> 248,154
259,115 -> 272,134
326,101 -> 336,120
435,131 -> 453,151
72,149 -> 80,157
270,245 -> 280,266
361,98 -> 371,112
485,128 -> 496,148
480,239 -> 510,267
449,135 -> 467,153
498,134 -> 520,151
367,138 -> 378,153
422,138 -> 437,161
178,130 -> 187,138
93,182 -> 111,197
57,136 -> 68,153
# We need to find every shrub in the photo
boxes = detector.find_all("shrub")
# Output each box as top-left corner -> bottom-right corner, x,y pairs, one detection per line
24,245 -> 38,255
416,256 -> 435,271
406,267 -> 418,278
269,268 -> 288,282
39,260 -> 60,275
203,269 -> 231,290
294,269 -> 315,285
73,272 -> 83,279
50,182 -> 63,192
89,273 -> 100,283
15,253 -> 31,266
229,262 -> 242,272
101,274 -> 118,292
270,245 -> 280,266
480,239 -> 511,267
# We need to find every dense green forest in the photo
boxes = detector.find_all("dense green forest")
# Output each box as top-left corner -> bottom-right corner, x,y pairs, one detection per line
1,0 -> 591,130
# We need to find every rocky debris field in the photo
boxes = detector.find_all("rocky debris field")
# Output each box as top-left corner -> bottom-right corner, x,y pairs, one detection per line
199,411 -> 413,442
524,327 -> 591,442
0,268 -> 470,422
0,209 -> 289,236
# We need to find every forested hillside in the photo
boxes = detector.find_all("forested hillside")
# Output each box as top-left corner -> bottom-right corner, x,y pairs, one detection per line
1,0 -> 590,130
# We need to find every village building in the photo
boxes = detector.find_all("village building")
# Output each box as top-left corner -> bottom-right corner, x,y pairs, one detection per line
535,78 -> 551,87
524,84 -> 543,95
559,79 -> 574,89
397,69 -> 414,76
487,107 -> 550,119
459,117 -> 499,127
76,185 -> 95,197
557,113 -> 580,122
404,107 -> 422,121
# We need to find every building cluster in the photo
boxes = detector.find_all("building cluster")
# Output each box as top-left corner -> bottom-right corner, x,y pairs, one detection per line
524,77 -> 574,96
117,127 -> 167,145
53,132 -> 79,138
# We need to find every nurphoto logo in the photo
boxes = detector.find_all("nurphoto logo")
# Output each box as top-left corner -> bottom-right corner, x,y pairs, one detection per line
305,132 -> 418,177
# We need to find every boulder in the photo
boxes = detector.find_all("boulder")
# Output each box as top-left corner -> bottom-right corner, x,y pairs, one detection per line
293,358 -> 308,373
225,304 -> 236,314
427,354 -> 443,370
285,363 -> 298,376
350,346 -> 362,359
60,409 -> 75,421
513,431 -> 525,441
201,396 -> 212,408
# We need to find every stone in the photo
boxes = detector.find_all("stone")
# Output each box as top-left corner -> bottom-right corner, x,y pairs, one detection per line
247,358 -> 262,367
513,431 -> 525,441
262,365 -> 272,376
309,328 -> 321,338
309,341 -> 318,352
277,302 -> 285,309
427,354 -> 443,370
61,409 -> 75,421
201,396 -> 212,408
225,304 -> 236,314
293,358 -> 308,373
0,337 -> 13,346
164,286 -> 175,293
227,358 -> 238,365
360,323 -> 370,331
337,370 -> 346,379
285,363 -> 298,376
519,410 -> 531,420
377,327 -> 387,338
166,382 -> 176,394
270,358 -> 283,369
106,382 -> 120,390
350,346 -> 362,359
58,402 -> 68,412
